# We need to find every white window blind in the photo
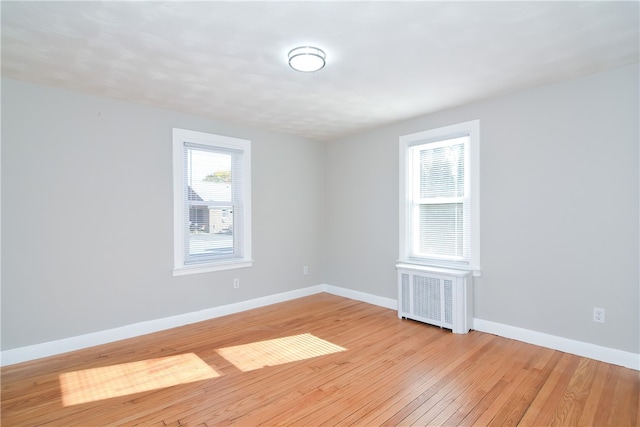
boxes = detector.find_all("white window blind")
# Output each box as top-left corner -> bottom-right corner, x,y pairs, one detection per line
411,137 -> 469,263
173,129 -> 252,275
184,143 -> 244,264
399,120 -> 480,274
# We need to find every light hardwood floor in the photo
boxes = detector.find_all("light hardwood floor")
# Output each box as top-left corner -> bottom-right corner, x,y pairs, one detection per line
2,293 -> 638,426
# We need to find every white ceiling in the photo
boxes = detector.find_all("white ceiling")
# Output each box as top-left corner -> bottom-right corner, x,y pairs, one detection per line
2,1 -> 638,141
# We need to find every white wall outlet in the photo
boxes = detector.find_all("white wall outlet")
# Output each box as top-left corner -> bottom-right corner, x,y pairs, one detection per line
303,266 -> 309,275
593,307 -> 605,323
233,278 -> 240,289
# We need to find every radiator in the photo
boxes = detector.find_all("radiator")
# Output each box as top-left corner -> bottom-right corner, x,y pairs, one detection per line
396,264 -> 473,334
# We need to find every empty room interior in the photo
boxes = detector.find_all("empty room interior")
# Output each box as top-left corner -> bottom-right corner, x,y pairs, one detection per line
1,1 -> 639,426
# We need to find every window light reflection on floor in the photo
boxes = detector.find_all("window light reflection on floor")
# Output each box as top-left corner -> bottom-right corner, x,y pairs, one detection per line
59,353 -> 219,406
216,333 -> 346,372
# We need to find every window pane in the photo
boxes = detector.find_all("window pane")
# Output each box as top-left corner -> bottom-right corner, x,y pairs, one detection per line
419,140 -> 465,199
418,203 -> 463,258
186,149 -> 232,203
184,145 -> 236,262
188,207 -> 234,258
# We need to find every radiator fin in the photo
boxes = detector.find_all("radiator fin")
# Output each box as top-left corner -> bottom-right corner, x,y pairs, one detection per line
413,275 -> 441,321
444,279 -> 453,325
401,273 -> 410,313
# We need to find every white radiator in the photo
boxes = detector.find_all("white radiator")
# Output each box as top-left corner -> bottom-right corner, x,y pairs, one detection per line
396,264 -> 473,334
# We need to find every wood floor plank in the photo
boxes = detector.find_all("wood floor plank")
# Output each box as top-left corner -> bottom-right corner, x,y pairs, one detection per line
377,333 -> 496,426
558,357 -> 600,425
575,359 -> 613,426
319,335 -> 460,425
291,333 -> 470,426
1,293 -> 638,427
361,334 -> 511,427
175,307 -> 417,426
480,346 -> 557,426
227,319 -> 437,425
606,365 -> 640,427
517,351 -> 578,426
387,337 -> 508,426
424,341 -> 553,427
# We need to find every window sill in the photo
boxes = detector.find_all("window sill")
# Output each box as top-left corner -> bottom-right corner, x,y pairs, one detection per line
396,261 -> 481,277
173,260 -> 253,276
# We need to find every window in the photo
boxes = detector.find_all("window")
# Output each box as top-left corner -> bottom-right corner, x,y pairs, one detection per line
173,128 -> 252,275
399,120 -> 480,274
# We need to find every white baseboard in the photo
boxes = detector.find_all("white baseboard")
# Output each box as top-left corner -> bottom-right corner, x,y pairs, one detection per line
0,285 -> 324,367
322,284 -> 398,311
473,318 -> 640,370
2,285 -> 638,371
332,287 -> 639,370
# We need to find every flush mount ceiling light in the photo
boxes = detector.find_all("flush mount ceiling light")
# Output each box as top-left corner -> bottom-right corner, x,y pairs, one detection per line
288,46 -> 326,73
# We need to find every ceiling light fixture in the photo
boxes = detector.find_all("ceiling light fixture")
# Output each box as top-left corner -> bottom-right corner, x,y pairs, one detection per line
288,46 -> 326,73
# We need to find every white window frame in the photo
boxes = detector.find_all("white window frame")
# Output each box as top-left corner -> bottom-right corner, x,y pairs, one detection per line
173,128 -> 252,276
399,120 -> 480,276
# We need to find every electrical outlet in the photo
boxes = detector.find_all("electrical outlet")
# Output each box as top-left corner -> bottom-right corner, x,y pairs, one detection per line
303,266 -> 309,275
233,278 -> 240,289
593,307 -> 605,323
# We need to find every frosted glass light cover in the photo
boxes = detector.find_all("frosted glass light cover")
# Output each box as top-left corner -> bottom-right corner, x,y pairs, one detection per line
288,46 -> 326,72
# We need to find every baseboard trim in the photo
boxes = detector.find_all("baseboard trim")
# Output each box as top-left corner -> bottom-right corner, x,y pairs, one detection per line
1,285 -> 324,366
473,318 -> 639,370
322,284 -> 397,310
3,285 -> 637,371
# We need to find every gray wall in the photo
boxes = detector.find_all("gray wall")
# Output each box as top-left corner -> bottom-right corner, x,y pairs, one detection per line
325,64 -> 639,354
3,64 -> 638,355
1,79 -> 325,350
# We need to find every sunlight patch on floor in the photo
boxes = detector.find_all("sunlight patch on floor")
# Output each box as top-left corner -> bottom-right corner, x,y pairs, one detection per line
216,333 -> 346,371
59,353 -> 219,406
